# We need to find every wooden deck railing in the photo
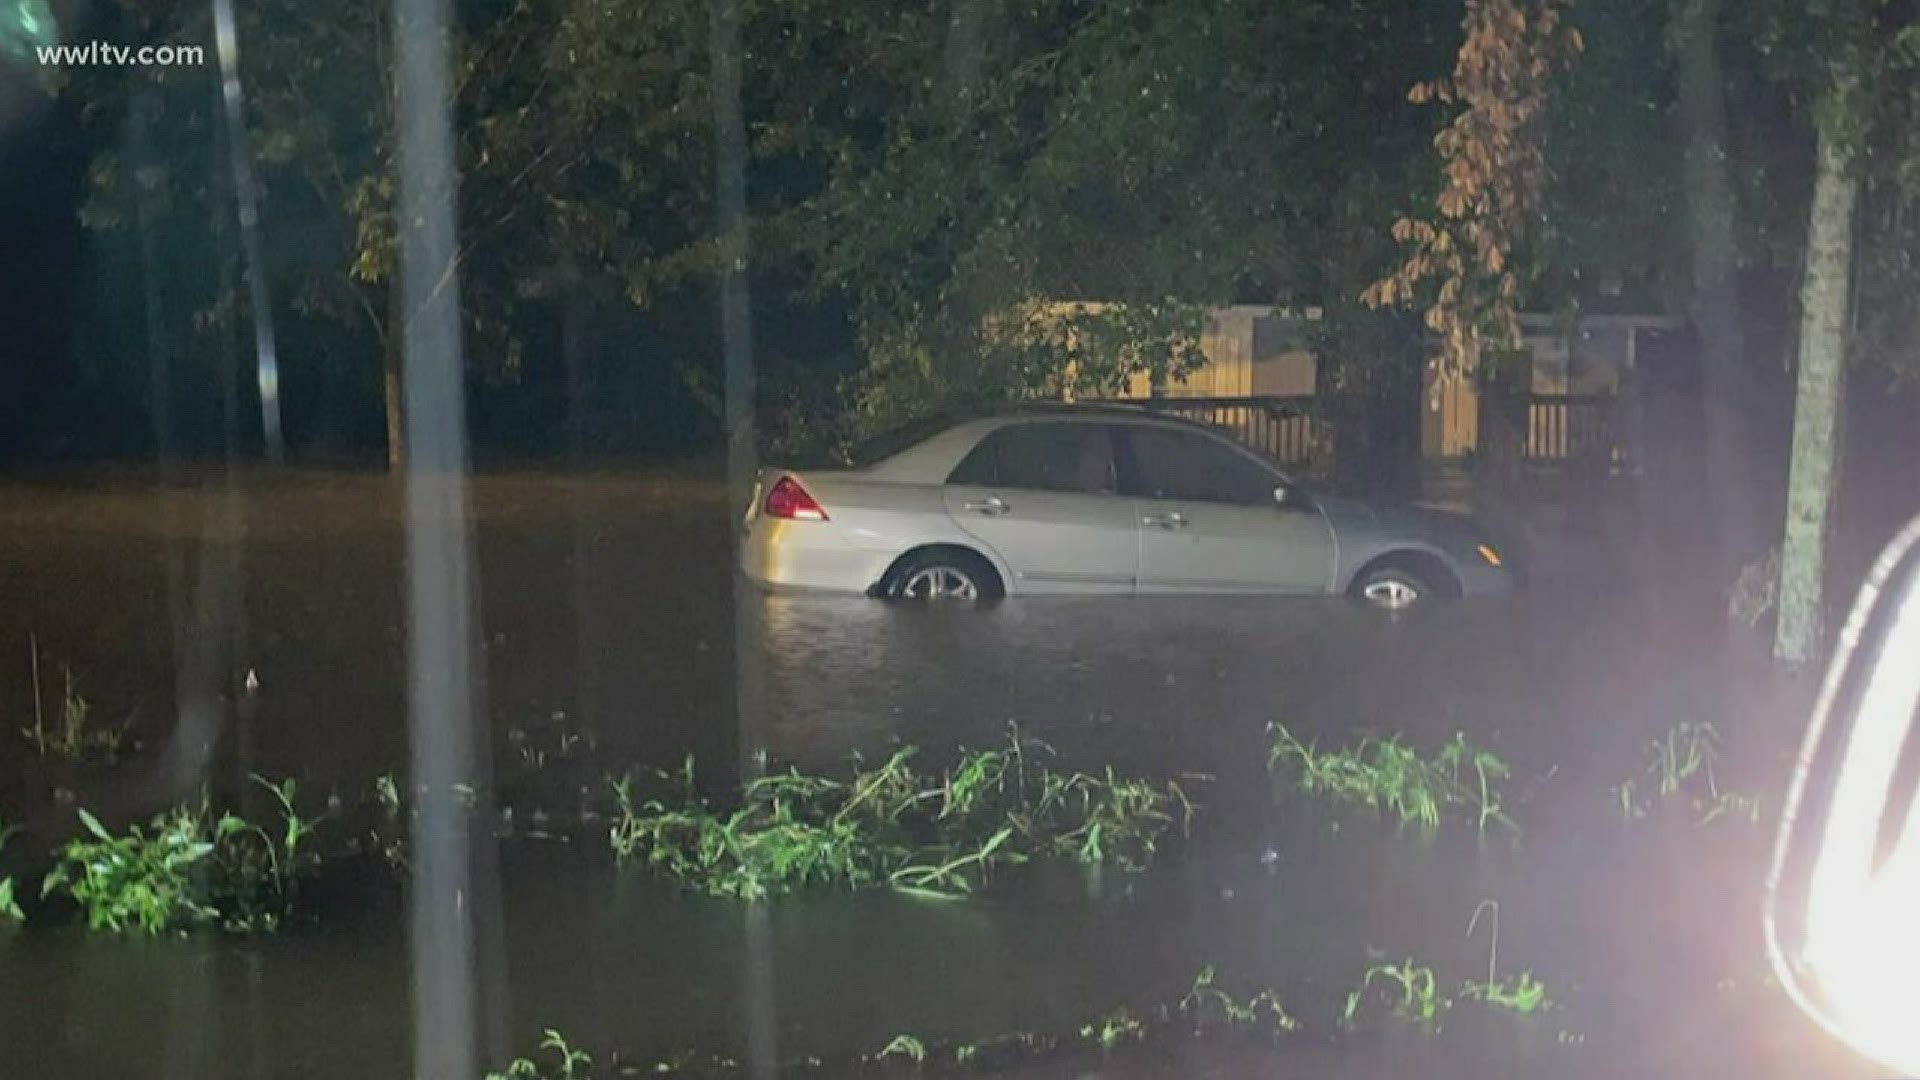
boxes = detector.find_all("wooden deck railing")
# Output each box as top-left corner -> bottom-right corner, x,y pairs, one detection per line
1119,394 -> 1327,465
1520,393 -> 1617,463
1097,390 -> 1616,477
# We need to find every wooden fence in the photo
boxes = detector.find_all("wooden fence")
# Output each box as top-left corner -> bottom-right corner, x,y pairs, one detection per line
1125,394 -> 1327,466
1102,390 -> 1617,480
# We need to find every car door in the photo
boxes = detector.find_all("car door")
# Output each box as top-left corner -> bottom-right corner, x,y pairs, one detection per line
941,421 -> 1138,594
1118,423 -> 1336,594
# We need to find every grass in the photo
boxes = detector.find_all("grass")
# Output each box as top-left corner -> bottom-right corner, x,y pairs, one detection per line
1344,904 -> 1557,1033
607,731 -> 1192,900
1177,965 -> 1299,1035
370,772 -> 410,870
507,713 -> 593,773
40,776 -> 319,934
1459,900 -> 1553,1014
487,961 -> 1385,1075
1080,1006 -> 1146,1048
1267,723 -> 1516,831
1460,970 -> 1551,1013
0,817 -> 23,923
19,638 -> 124,764
1343,959 -> 1446,1029
1611,721 -> 1764,825
876,1033 -> 928,1063
486,1030 -> 592,1080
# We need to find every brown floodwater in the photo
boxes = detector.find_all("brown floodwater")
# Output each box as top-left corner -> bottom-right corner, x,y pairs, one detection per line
0,466 -> 1888,1078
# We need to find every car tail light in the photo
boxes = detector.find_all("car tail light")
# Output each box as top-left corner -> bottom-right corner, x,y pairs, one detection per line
762,475 -> 828,521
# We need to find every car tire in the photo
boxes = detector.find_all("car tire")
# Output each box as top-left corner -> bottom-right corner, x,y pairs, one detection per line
1352,564 -> 1436,611
882,549 -> 1003,602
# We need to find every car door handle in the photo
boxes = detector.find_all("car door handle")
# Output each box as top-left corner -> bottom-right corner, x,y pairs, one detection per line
1141,511 -> 1187,529
964,497 -> 1011,515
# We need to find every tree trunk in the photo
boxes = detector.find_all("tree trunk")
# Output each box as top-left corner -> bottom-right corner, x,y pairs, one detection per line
1774,95 -> 1859,664
384,281 -> 406,470
1672,0 -> 1755,566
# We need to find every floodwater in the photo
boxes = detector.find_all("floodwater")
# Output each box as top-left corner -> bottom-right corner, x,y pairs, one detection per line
0,467 -> 1888,1077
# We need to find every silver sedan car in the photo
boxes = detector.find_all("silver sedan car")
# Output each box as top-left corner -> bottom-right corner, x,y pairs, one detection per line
740,406 -> 1515,608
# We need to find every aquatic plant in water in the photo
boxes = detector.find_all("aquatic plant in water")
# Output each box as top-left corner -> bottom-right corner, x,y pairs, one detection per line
1343,959 -> 1447,1029
1344,905 -> 1557,1033
0,817 -> 23,922
486,965 -> 1306,1076
41,776 -> 319,935
607,731 -> 1191,900
486,1029 -> 592,1080
1080,1005 -> 1146,1048
1460,970 -> 1551,1013
1460,900 -> 1553,1014
1267,723 -> 1516,831
19,642 -> 124,764
875,1033 -> 927,1063
1177,965 -> 1299,1034
1611,720 -> 1763,826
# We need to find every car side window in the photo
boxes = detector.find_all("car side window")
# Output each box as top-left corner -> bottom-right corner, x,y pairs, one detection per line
946,423 -> 1116,494
1120,425 -> 1278,506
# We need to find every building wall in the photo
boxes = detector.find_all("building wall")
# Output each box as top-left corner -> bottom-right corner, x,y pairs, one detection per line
1129,305 -> 1317,399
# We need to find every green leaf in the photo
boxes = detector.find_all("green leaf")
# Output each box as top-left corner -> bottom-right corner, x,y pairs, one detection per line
77,808 -> 113,842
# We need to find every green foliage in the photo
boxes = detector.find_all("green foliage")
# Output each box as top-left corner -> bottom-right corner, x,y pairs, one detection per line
70,0 -> 1481,456
1611,721 -> 1763,826
375,773 -> 401,816
40,777 -> 319,935
1079,1006 -> 1145,1049
1343,959 -> 1447,1029
1460,970 -> 1552,1014
20,663 -> 123,764
607,733 -> 1191,900
1177,965 -> 1299,1035
0,817 -> 24,923
1460,899 -> 1553,1014
833,299 -> 1211,456
875,1033 -> 927,1064
1267,723 -> 1515,831
370,772 -> 409,870
486,1029 -> 592,1080
43,805 -> 220,934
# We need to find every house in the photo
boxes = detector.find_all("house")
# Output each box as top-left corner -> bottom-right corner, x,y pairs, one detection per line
1090,303 -> 1687,474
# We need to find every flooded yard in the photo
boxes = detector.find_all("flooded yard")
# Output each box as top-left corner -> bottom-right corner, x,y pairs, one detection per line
0,467 -> 1881,1077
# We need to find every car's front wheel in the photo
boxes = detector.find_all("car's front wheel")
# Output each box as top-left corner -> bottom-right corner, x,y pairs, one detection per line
1352,564 -> 1437,611
881,548 -> 1003,602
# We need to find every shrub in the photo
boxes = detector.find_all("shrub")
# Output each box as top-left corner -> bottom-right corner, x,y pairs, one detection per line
41,777 -> 318,935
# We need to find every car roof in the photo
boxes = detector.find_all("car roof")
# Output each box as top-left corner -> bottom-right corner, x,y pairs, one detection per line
861,402 -> 1286,482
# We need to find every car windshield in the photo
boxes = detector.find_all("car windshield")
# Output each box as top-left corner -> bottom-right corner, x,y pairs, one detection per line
4,1 -> 1918,1078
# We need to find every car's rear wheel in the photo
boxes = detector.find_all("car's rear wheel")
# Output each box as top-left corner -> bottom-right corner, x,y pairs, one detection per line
1352,564 -> 1437,611
881,548 -> 1003,602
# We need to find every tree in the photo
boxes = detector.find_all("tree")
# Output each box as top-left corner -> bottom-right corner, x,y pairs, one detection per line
1774,67 -> 1860,663
1362,0 -> 1584,389
79,0 -> 587,467
792,0 -> 1461,446
1764,0 -> 1910,663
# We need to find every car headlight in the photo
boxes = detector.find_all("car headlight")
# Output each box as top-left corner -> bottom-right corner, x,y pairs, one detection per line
1475,542 -> 1503,568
